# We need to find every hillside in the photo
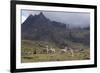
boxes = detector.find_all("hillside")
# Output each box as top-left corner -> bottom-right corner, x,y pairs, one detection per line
21,12 -> 90,49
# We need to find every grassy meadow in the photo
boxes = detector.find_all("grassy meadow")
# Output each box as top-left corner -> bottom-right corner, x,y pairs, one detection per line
21,40 -> 90,63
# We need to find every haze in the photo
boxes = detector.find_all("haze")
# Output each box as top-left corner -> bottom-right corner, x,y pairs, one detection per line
21,10 -> 90,27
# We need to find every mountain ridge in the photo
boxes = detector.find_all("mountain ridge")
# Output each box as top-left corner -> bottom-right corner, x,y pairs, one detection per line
21,12 -> 90,48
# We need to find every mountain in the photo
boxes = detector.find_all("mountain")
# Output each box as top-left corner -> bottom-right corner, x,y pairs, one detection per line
21,12 -> 67,45
21,12 -> 90,48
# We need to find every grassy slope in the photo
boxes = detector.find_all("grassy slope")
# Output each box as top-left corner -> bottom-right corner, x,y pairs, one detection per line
21,40 -> 90,63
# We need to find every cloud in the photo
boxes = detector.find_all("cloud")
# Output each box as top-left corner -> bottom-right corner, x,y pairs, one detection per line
21,15 -> 27,23
21,10 -> 90,27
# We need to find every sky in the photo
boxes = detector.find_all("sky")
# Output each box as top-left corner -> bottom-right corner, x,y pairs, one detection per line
21,10 -> 90,27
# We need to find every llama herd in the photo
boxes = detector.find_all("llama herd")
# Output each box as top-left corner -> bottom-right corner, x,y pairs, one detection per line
42,45 -> 73,55
42,45 -> 56,54
22,45 -> 74,57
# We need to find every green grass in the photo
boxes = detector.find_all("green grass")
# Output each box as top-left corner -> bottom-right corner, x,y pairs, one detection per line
21,40 -> 90,63
21,51 -> 90,63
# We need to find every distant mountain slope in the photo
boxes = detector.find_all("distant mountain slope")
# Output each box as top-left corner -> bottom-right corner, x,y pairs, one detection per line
21,12 -> 90,48
22,12 -> 67,44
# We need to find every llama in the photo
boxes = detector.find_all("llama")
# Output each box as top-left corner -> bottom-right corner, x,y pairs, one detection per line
42,45 -> 49,54
60,46 -> 74,57
68,47 -> 74,57
60,46 -> 68,53
49,47 -> 56,54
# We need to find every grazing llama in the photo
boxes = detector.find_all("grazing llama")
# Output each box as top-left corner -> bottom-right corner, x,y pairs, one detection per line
60,46 -> 68,53
49,47 -> 56,54
60,46 -> 74,57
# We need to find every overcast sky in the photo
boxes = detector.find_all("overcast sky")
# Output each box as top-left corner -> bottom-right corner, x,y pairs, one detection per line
21,10 -> 90,27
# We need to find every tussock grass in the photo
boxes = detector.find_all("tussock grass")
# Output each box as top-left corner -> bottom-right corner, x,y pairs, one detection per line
21,40 -> 90,63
